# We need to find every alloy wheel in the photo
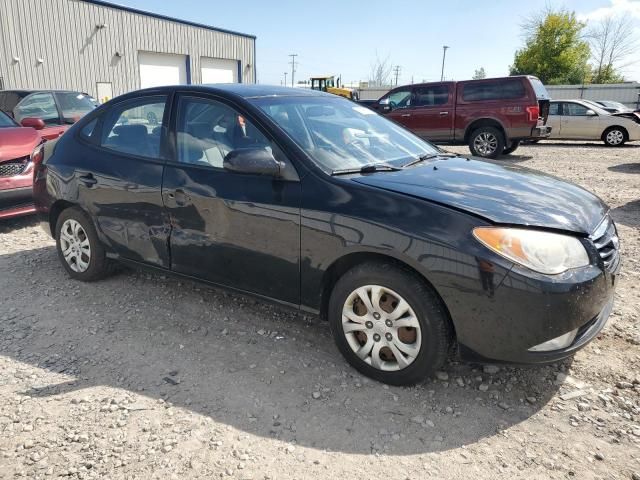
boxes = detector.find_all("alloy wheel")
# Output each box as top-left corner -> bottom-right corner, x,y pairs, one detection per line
606,129 -> 624,145
341,285 -> 421,371
474,132 -> 498,156
59,219 -> 91,272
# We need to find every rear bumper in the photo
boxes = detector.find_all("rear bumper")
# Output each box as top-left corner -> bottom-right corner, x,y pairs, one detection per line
532,125 -> 552,138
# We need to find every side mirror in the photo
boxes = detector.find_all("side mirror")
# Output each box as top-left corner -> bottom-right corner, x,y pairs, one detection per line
223,147 -> 283,176
585,109 -> 597,116
21,117 -> 46,130
378,98 -> 392,113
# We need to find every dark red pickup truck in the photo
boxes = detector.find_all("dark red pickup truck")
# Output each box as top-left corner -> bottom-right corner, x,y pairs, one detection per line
372,76 -> 552,158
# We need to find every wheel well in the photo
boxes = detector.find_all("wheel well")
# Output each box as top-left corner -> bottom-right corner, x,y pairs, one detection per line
319,251 -> 456,337
48,200 -> 75,239
601,125 -> 629,141
464,119 -> 506,143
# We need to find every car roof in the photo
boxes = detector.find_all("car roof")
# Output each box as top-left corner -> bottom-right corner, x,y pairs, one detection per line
132,84 -> 332,99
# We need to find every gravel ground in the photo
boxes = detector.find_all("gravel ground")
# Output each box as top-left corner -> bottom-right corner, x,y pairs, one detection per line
0,141 -> 639,479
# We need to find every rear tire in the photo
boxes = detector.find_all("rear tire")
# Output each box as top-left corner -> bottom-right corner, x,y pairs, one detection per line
603,127 -> 627,147
55,207 -> 114,282
328,262 -> 451,385
468,127 -> 505,159
503,140 -> 520,155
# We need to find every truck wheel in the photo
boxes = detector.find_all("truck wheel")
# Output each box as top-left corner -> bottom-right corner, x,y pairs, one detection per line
603,127 -> 627,147
469,127 -> 505,159
503,140 -> 520,155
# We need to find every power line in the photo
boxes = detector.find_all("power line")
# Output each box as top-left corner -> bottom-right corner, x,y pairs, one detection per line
393,65 -> 401,86
288,54 -> 298,87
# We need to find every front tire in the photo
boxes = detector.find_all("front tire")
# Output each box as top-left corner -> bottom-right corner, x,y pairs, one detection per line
55,207 -> 113,282
328,262 -> 451,385
468,127 -> 505,159
603,127 -> 627,147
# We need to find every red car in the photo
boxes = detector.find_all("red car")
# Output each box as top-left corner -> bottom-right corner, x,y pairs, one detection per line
372,76 -> 552,158
0,111 -> 44,220
0,90 -> 98,141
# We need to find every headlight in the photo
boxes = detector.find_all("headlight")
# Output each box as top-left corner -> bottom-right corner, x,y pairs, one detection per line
473,227 -> 589,275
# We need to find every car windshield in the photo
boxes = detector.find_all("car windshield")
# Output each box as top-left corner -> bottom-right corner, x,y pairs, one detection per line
56,92 -> 98,121
251,95 -> 439,172
601,101 -> 630,111
0,111 -> 17,128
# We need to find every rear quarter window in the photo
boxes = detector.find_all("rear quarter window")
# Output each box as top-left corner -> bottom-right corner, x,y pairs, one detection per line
462,79 -> 526,102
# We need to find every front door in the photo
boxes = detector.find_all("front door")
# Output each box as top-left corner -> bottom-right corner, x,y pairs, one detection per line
410,84 -> 453,140
381,87 -> 415,130
78,94 -> 170,267
560,102 -> 601,139
163,93 -> 301,304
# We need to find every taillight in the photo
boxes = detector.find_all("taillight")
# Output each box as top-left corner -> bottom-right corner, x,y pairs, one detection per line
526,105 -> 540,122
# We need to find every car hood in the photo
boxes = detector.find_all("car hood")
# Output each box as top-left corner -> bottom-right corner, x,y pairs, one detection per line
611,111 -> 640,124
0,127 -> 41,162
352,156 -> 607,235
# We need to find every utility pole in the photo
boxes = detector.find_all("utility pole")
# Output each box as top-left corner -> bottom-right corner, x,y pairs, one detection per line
440,45 -> 449,81
288,54 -> 298,87
393,65 -> 401,86
284,72 -> 288,86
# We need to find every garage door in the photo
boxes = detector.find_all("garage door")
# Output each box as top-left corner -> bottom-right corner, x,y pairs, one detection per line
138,51 -> 187,89
201,57 -> 239,84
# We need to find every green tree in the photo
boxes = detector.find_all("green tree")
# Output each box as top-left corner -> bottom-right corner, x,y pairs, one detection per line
510,9 -> 590,85
472,67 -> 486,80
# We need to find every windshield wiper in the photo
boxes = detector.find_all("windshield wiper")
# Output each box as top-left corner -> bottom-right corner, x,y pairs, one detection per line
403,152 -> 457,168
331,163 -> 403,176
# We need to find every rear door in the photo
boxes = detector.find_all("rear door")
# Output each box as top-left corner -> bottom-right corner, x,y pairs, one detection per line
546,102 -> 562,137
163,92 -> 301,304
76,94 -> 170,267
410,83 -> 453,140
560,102 -> 601,139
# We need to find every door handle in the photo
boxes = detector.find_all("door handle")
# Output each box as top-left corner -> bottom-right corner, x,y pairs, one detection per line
169,189 -> 190,206
78,173 -> 97,187
401,113 -> 411,117
439,111 -> 449,115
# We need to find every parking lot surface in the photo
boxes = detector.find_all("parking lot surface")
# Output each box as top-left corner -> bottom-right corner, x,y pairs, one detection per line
1,141 -> 639,479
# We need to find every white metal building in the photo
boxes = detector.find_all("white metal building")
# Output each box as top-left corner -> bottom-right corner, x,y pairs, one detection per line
0,0 -> 256,102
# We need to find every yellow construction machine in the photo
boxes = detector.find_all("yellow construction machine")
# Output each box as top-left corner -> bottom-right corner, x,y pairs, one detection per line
310,76 -> 359,101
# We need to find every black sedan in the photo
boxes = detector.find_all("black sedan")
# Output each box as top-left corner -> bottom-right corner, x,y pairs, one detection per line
33,85 -> 620,385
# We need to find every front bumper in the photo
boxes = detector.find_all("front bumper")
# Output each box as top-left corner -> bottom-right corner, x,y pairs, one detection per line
450,243 -> 618,365
0,186 -> 35,220
459,294 -> 614,365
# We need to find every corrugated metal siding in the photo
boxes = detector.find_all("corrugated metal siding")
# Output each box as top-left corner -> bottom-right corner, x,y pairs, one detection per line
0,0 -> 255,97
543,83 -> 640,108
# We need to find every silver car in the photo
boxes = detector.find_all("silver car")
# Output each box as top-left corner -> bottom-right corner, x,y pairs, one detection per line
546,99 -> 640,146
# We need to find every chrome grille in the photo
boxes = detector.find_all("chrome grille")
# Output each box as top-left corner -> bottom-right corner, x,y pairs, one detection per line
591,216 -> 620,273
0,158 -> 29,177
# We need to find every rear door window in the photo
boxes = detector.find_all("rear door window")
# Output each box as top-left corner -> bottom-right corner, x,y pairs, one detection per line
14,92 -> 60,125
462,79 -> 526,102
100,96 -> 167,159
414,85 -> 450,106
549,103 -> 560,115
